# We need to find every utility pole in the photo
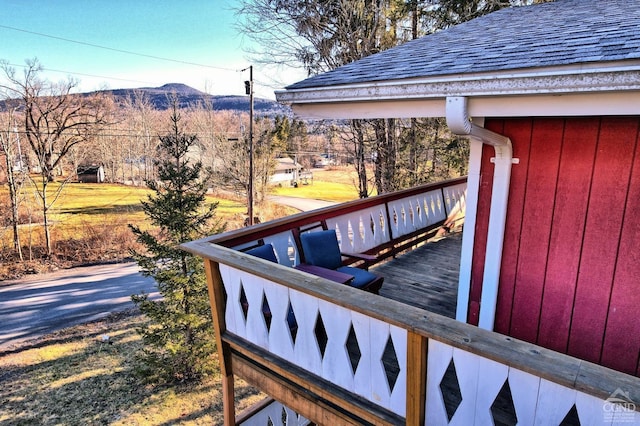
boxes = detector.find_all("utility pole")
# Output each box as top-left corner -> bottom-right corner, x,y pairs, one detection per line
243,66 -> 254,226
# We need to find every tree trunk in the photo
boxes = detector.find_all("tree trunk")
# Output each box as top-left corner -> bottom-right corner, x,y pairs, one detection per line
373,118 -> 398,195
41,183 -> 52,257
8,173 -> 23,261
2,135 -> 23,261
352,120 -> 368,198
409,118 -> 418,186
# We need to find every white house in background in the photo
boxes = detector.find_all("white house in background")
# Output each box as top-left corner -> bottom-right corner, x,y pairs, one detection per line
270,156 -> 302,185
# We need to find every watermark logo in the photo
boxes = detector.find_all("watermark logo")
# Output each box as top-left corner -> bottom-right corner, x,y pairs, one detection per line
603,388 -> 637,423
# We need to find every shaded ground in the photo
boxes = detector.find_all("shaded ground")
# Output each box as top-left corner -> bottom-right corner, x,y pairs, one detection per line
0,262 -> 158,350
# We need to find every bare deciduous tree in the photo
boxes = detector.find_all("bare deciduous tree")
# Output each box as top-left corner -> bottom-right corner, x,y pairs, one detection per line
236,0 -> 534,195
1,59 -> 113,256
124,90 -> 159,182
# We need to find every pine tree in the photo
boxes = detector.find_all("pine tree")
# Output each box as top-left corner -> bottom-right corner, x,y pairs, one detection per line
129,100 -> 224,383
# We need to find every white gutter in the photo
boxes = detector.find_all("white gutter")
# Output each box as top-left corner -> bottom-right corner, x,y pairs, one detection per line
446,96 -> 515,331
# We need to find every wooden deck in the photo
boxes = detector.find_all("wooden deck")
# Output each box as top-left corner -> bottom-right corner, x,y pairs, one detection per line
373,231 -> 462,318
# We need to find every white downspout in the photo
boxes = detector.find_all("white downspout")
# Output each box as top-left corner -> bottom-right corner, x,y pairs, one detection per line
454,138 -> 482,324
446,96 -> 514,331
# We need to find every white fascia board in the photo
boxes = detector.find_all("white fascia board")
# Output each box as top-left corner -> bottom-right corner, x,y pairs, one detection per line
289,91 -> 640,120
277,62 -> 640,119
290,98 -> 445,120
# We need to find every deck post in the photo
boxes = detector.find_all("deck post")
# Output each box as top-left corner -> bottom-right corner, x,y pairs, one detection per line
406,331 -> 428,426
204,259 -> 236,426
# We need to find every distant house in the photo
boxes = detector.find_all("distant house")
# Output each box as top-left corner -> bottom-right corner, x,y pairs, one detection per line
77,164 -> 105,183
270,157 -> 302,186
313,154 -> 335,168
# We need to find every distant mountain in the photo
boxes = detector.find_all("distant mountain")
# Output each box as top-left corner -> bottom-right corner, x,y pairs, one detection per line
101,83 -> 291,116
0,83 -> 292,117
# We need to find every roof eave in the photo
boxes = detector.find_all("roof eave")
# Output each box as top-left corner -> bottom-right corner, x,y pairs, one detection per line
276,61 -> 640,119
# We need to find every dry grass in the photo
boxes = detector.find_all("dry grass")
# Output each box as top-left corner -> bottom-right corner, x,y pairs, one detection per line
0,309 -> 264,425
0,182 -> 267,280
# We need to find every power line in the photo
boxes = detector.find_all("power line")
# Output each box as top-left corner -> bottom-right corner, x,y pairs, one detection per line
0,24 -> 242,73
0,24 -> 263,95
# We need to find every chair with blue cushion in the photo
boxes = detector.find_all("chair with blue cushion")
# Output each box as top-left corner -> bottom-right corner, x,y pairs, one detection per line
245,243 -> 279,263
299,229 -> 383,294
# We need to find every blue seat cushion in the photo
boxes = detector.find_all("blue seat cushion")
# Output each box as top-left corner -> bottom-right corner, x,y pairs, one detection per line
300,230 -> 342,270
245,244 -> 278,263
337,266 -> 378,289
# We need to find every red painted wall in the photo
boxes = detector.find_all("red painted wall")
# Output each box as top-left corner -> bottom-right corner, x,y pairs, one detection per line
471,117 -> 640,376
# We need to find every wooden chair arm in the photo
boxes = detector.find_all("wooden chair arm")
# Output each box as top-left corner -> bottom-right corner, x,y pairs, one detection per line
341,252 -> 377,262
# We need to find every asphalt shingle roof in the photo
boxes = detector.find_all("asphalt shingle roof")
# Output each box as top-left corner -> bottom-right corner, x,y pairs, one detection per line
286,0 -> 640,90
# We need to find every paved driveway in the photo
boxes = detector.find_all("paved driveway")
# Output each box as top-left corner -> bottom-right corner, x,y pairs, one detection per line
268,195 -> 336,211
0,262 -> 158,350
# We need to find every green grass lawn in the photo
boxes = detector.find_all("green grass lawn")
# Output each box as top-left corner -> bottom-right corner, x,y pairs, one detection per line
270,166 -> 368,203
271,180 -> 359,203
51,182 -> 245,228
0,180 -> 252,278
1,181 -> 247,245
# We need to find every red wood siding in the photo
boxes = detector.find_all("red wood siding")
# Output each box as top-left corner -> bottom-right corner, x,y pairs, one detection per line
538,118 -> 599,354
493,119 -> 533,334
475,116 -> 640,376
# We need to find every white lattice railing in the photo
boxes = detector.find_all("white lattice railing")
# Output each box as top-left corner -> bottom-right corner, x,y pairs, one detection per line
222,264 -> 408,416
425,340 -> 639,425
326,203 -> 390,254
222,178 -> 467,268
214,260 -> 639,425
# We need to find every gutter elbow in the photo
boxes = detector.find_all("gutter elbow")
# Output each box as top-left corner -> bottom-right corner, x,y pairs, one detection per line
446,96 -> 512,150
446,96 -> 474,135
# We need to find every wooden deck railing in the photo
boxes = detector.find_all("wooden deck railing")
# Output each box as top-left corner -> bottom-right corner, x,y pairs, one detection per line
203,177 -> 467,268
182,178 -> 640,425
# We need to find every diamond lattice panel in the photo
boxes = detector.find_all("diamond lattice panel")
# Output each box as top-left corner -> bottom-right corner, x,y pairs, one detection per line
439,359 -> 463,422
287,301 -> 298,344
346,324 -> 361,374
239,283 -> 248,322
314,313 -> 327,359
382,336 -> 401,393
491,380 -> 518,426
261,293 -> 271,332
318,299 -> 354,390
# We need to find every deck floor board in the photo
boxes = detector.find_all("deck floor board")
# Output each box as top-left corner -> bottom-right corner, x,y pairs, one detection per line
372,232 -> 492,422
373,232 -> 462,319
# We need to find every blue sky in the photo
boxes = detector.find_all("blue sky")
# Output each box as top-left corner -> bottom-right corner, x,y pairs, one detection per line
0,0 -> 305,99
